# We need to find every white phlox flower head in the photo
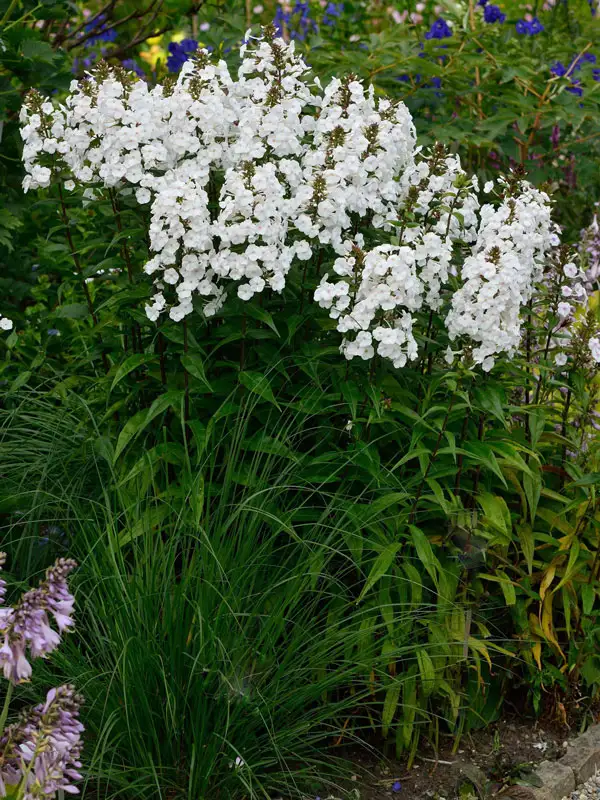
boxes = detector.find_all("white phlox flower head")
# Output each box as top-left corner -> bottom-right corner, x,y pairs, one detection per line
19,33 -> 560,374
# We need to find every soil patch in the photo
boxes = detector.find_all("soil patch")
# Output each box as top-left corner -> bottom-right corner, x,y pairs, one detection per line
339,717 -> 575,799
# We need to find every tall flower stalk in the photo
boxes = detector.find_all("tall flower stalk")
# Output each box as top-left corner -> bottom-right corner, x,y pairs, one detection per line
0,556 -> 83,800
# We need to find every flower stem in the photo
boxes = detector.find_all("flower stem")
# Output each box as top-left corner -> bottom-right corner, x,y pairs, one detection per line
183,319 -> 190,425
0,682 -> 14,734
58,184 -> 110,373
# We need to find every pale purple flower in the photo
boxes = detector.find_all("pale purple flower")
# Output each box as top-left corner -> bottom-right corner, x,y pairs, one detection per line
0,559 -> 77,684
0,684 -> 84,798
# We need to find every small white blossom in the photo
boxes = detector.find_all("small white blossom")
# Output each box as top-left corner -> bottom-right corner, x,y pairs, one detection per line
564,263 -> 578,278
589,337 -> 600,363
555,352 -> 568,367
557,302 -> 572,317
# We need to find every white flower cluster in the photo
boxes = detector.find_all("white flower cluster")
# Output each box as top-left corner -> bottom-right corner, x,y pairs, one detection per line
19,30 -> 559,372
316,157 -> 556,370
545,255 -> 588,368
315,150 -> 481,366
20,31 -> 415,324
0,316 -> 13,333
446,180 -> 559,370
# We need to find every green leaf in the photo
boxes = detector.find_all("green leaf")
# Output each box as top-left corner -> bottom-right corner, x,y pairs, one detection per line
517,523 -> 535,575
477,493 -> 512,538
9,371 -> 31,393
110,354 -> 155,392
499,573 -> 517,606
21,39 -> 56,63
357,542 -> 401,602
113,391 -> 183,462
239,371 -> 280,409
242,432 -> 296,459
463,442 -> 507,487
113,409 -> 148,464
403,562 -> 423,607
479,573 -> 516,606
245,305 -> 280,336
523,468 -> 542,523
582,583 -> 596,616
119,443 -> 186,484
416,648 -> 436,697
382,684 -> 401,738
53,303 -> 89,320
556,538 -> 581,591
181,354 -> 212,391
119,504 -> 171,547
410,525 -> 440,587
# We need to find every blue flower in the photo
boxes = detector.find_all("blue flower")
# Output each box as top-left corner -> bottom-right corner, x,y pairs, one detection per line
392,782 -> 402,793
516,16 -> 544,34
529,17 -> 544,32
84,15 -> 118,46
483,4 -> 506,23
273,5 -> 290,35
324,1 -> 344,15
425,17 -> 453,39
323,2 -> 344,26
274,2 -> 318,39
550,60 -> 567,76
570,53 -> 597,71
567,79 -> 583,96
593,68 -> 600,81
166,38 -> 199,72
122,58 -> 145,78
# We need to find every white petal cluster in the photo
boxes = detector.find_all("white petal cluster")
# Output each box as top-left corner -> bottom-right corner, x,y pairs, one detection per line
21,33 -> 415,324
0,317 -> 13,332
446,181 -> 558,370
19,32 -> 559,372
315,152 -> 478,369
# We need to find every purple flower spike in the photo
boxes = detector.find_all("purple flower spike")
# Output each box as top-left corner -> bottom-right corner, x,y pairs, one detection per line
0,684 -> 84,797
0,557 -> 77,684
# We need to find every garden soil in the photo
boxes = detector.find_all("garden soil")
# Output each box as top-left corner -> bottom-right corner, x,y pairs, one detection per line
336,717 -> 575,799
